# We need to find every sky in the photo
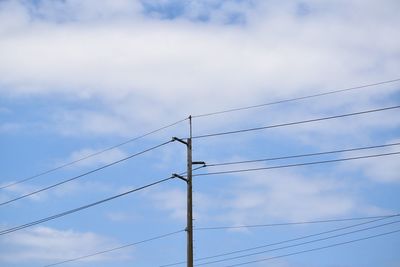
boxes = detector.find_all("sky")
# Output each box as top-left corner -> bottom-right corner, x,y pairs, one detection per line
0,0 -> 400,266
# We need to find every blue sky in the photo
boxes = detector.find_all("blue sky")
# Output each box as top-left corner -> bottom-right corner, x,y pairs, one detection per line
0,0 -> 400,266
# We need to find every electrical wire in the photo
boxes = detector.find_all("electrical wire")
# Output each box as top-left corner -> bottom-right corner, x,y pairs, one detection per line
196,220 -> 400,266
222,229 -> 400,267
160,215 -> 399,267
2,78 -> 399,265
192,105 -> 400,139
194,151 -> 400,177
0,176 -> 174,236
192,78 -> 400,118
0,118 -> 188,190
0,140 -> 174,206
40,161 -> 260,267
43,229 -> 185,267
205,142 -> 400,167
194,214 -> 399,231
3,78 -> 400,189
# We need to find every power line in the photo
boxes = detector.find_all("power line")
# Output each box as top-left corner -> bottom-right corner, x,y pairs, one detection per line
0,140 -> 174,206
3,78 -> 400,265
4,78 -> 399,190
194,214 -> 399,231
0,176 -> 174,236
43,229 -> 185,267
192,105 -> 400,139
196,220 -> 400,266
192,78 -> 400,118
198,216 -> 399,261
40,215 -> 396,267
194,151 -> 400,177
205,142 -> 400,167
0,118 -> 187,190
161,215 -> 399,267
222,229 -> 400,267
5,78 -> 400,191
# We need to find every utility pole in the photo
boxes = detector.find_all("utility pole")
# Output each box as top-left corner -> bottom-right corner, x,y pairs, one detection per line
186,116 -> 194,267
173,116 -> 205,267
172,116 -> 197,267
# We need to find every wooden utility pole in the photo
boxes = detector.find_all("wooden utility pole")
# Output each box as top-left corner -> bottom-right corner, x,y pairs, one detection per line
186,116 -> 193,267
172,116 -> 196,267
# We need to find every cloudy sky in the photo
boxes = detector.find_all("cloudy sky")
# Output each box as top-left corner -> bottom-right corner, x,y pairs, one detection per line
0,0 -> 399,266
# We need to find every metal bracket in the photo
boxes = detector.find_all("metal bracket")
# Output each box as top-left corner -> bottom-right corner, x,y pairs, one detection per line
172,173 -> 188,183
192,161 -> 206,167
172,137 -> 188,146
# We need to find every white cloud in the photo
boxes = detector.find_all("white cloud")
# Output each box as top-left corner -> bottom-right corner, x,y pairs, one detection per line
148,187 -> 214,222
220,170 -> 357,223
0,182 -> 45,203
149,188 -> 186,220
0,0 -> 399,136
342,139 -> 400,183
0,0 -> 30,35
260,101 -> 400,150
0,179 -> 117,205
51,180 -> 118,198
359,155 -> 400,183
220,171 -> 390,226
148,167 -> 388,226
0,226 -> 131,264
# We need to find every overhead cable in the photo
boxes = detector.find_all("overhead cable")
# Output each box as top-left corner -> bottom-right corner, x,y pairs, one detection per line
221,229 -> 400,267
194,151 -> 400,177
0,176 -> 174,236
43,229 -> 185,267
205,142 -> 400,167
192,78 -> 400,118
161,214 -> 399,267
3,78 -> 400,189
195,214 -> 400,231
193,105 -> 400,139
44,215 -> 399,267
196,220 -> 400,266
3,79 -> 400,189
0,140 -> 174,206
0,118 -> 187,190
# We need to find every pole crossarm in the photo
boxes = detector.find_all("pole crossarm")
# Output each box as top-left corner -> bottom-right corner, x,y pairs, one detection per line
172,137 -> 188,146
172,173 -> 188,183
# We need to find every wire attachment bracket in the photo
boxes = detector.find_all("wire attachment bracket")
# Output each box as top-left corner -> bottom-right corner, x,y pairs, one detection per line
172,173 -> 188,183
192,161 -> 206,167
172,137 -> 188,146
